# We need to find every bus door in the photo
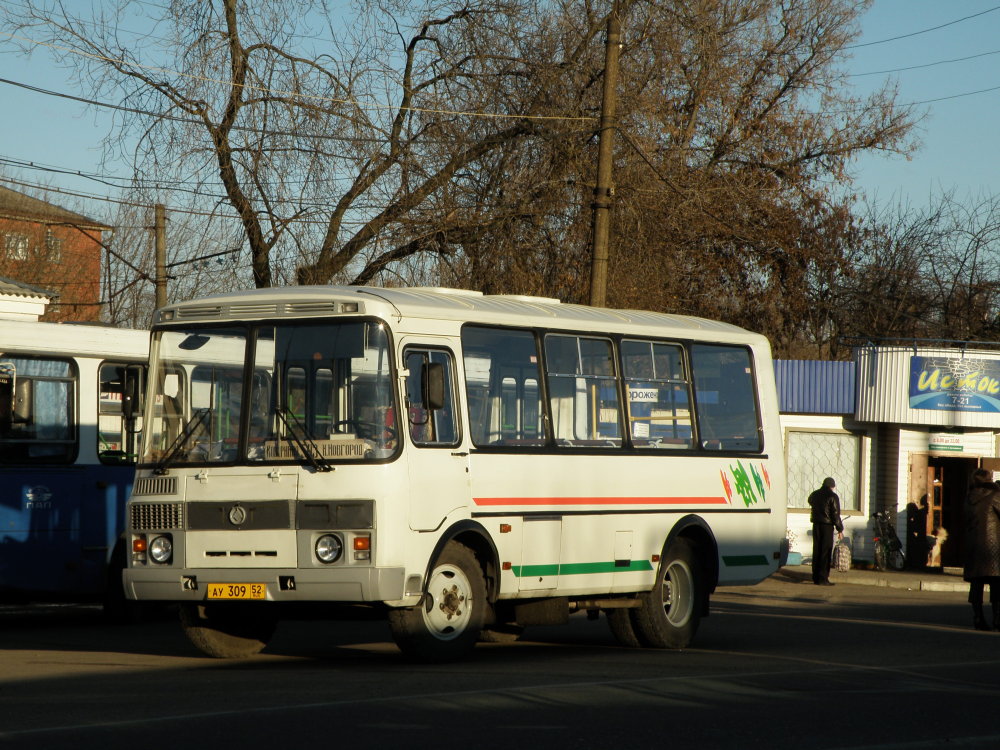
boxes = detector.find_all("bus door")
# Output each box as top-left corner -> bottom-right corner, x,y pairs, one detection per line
401,343 -> 469,531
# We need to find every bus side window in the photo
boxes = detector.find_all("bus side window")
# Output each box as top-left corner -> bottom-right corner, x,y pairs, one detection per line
544,334 -> 622,447
621,339 -> 693,449
98,362 -> 145,465
461,326 -> 547,447
691,344 -> 761,452
404,348 -> 459,447
0,356 -> 76,464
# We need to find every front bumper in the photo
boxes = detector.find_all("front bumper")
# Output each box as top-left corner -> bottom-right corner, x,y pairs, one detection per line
124,565 -> 406,603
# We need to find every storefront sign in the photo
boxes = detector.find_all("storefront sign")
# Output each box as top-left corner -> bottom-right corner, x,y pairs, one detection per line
928,432 -> 964,452
909,356 -> 1000,412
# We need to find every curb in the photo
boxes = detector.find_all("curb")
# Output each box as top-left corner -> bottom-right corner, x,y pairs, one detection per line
775,565 -> 968,593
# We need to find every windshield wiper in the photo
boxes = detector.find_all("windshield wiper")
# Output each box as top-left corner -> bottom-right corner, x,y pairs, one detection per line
153,408 -> 210,475
274,407 -> 333,473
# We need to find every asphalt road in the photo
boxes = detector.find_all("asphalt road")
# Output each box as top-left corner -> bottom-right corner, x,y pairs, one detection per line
2,573 -> 999,749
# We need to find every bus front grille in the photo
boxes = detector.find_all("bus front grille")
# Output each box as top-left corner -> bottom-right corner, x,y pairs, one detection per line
131,502 -> 184,531
132,476 -> 178,496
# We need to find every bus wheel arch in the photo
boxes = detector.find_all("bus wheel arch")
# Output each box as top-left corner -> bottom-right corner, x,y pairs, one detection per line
425,520 -> 500,602
665,515 -> 719,609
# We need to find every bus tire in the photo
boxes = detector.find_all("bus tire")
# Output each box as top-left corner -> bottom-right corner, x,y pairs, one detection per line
633,537 -> 702,649
179,602 -> 277,658
388,541 -> 485,661
606,607 -> 642,648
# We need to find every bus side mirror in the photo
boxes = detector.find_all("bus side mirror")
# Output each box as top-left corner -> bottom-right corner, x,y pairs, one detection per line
422,362 -> 446,411
122,366 -> 143,420
12,378 -> 32,424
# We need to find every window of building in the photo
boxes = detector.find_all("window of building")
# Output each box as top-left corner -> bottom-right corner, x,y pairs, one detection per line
45,229 -> 63,262
3,232 -> 30,261
786,430 -> 861,512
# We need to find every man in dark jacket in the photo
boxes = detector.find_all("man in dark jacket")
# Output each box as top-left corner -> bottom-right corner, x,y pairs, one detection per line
964,469 -> 1000,630
809,477 -> 844,586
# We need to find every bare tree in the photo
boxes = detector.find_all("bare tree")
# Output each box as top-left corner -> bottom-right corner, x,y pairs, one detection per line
102,200 -> 249,327
834,193 -> 1000,351
4,0 -> 919,350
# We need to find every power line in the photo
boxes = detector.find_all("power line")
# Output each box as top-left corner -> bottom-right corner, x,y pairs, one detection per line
2,30 -> 597,124
845,5 -> 1000,49
851,48 -> 1000,77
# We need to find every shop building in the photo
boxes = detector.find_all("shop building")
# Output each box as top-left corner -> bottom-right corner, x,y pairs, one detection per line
779,344 -> 1000,569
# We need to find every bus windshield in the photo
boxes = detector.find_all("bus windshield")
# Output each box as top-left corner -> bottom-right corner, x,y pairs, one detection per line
142,320 -> 398,468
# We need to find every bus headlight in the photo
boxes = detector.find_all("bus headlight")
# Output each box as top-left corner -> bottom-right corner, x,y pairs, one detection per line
149,535 -> 173,564
315,534 -> 343,564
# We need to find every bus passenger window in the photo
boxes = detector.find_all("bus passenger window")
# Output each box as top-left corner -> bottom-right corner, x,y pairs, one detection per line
0,356 -> 76,464
691,344 -> 761,452
621,340 -> 693,449
404,349 -> 459,446
461,326 -> 547,447
545,334 -> 621,448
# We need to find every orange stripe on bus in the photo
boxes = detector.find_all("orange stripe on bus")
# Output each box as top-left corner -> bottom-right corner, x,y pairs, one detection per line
472,496 -> 729,506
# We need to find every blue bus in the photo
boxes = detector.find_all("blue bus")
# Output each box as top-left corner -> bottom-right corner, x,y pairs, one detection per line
0,320 -> 148,608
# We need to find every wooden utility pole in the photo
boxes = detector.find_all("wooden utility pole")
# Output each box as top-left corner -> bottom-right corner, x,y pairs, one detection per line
588,2 -> 621,309
154,203 -> 167,309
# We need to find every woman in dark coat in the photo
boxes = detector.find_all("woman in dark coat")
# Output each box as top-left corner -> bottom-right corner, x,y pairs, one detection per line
964,468 -> 1000,630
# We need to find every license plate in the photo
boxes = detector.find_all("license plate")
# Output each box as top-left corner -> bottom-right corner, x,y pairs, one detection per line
207,583 -> 267,600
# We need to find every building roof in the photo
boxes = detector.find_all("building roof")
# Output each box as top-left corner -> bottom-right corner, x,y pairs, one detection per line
0,275 -> 54,299
0,185 -> 109,230
774,359 -> 856,414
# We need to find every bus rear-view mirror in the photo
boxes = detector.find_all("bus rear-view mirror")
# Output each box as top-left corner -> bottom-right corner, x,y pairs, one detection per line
423,362 -> 446,411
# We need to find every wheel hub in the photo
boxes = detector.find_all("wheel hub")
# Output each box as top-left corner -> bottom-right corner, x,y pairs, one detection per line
438,584 -> 465,620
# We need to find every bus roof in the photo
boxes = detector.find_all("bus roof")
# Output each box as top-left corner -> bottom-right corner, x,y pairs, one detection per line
155,286 -> 765,344
0,319 -> 149,360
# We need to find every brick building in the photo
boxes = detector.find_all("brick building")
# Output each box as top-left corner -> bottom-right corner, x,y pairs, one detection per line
0,185 -> 106,322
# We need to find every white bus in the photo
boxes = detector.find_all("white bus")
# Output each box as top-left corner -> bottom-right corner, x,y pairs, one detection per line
0,320 -> 147,607
124,286 -> 786,660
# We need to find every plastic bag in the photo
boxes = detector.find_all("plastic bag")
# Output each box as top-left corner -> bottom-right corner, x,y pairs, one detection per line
832,539 -> 851,573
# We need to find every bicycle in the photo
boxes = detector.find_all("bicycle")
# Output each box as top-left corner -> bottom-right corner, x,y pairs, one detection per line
872,510 -> 905,571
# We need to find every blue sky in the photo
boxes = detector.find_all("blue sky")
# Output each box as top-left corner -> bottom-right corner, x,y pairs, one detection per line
1,1 -> 998,217
845,1 -> 1000,206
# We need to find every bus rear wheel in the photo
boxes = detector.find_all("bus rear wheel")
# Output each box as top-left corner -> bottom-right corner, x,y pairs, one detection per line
633,537 -> 703,649
388,541 -> 485,661
179,602 -> 278,658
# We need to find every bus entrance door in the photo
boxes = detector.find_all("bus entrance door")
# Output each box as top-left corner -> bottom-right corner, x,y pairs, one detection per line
402,342 -> 470,531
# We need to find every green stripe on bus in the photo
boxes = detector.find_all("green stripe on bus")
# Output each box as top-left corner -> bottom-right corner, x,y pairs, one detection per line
511,560 -> 655,577
722,555 -> 769,567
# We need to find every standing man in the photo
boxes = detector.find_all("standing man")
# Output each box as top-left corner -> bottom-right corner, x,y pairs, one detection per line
809,477 -> 844,586
964,469 -> 1000,631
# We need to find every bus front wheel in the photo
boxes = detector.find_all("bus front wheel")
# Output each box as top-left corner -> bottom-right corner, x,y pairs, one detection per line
633,537 -> 703,649
179,602 -> 278,658
388,541 -> 486,661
